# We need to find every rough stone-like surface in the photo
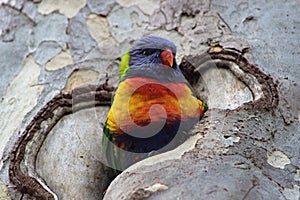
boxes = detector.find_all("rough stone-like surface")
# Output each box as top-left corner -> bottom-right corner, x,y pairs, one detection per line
38,0 -> 86,18
0,56 -> 43,158
0,5 -> 34,97
34,41 -> 62,66
149,0 -> 210,30
0,0 -> 299,199
45,49 -> 74,71
63,69 -> 99,92
0,0 -> 25,10
0,181 -> 10,199
36,107 -> 112,199
85,13 -> 120,60
198,67 -> 252,109
211,0 -> 300,79
108,5 -> 149,42
116,0 -> 160,15
69,7 -> 97,62
267,150 -> 291,170
87,0 -> 116,16
0,4 -> 34,42
86,14 -> 111,43
31,13 -> 69,51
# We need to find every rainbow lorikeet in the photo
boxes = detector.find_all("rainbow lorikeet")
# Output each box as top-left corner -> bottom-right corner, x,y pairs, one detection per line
102,35 -> 207,172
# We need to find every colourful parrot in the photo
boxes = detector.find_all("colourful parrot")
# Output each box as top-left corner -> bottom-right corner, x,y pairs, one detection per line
102,35 -> 207,172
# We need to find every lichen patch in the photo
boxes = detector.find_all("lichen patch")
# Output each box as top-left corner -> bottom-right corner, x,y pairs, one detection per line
63,69 -> 99,92
45,49 -> 73,71
267,150 -> 291,169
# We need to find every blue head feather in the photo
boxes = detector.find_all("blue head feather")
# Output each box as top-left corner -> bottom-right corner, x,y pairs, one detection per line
129,35 -> 181,72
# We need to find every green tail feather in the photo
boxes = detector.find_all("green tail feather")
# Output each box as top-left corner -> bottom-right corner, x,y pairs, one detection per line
203,102 -> 208,113
102,123 -> 124,175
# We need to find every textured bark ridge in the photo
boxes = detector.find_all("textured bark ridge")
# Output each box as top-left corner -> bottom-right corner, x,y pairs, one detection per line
8,82 -> 114,199
180,47 -> 279,111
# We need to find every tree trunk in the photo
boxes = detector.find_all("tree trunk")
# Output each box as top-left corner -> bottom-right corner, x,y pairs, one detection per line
0,0 -> 299,199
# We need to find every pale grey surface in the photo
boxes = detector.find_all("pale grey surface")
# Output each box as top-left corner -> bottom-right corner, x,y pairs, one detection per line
87,0 -> 116,16
36,107 -> 111,200
211,0 -> 300,80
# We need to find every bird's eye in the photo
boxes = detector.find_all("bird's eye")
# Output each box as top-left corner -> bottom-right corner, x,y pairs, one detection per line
142,49 -> 155,56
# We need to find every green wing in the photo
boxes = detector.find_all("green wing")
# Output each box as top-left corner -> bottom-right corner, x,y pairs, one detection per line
102,122 -> 124,174
119,51 -> 130,80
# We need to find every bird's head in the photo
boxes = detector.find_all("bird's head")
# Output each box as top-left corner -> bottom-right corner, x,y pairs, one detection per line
119,36 -> 179,80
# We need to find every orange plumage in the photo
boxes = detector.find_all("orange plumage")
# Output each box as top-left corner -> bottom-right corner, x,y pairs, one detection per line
102,36 -> 207,172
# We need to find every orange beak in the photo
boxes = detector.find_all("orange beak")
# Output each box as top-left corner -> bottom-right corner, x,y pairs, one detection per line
159,49 -> 174,67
